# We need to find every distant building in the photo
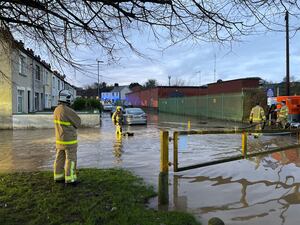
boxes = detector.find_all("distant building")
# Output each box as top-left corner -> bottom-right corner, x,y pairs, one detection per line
51,71 -> 65,107
64,81 -> 77,100
126,77 -> 262,108
101,83 -> 131,103
41,60 -> 52,110
126,86 -> 207,108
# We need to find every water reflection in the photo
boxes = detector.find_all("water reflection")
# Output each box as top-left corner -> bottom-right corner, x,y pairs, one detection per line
0,130 -> 54,172
113,134 -> 123,164
157,148 -> 300,225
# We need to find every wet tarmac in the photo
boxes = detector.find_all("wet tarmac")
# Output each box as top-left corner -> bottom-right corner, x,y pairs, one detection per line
1,111 -> 300,225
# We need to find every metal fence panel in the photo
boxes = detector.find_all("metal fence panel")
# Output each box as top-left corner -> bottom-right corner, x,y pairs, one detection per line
159,92 -> 244,121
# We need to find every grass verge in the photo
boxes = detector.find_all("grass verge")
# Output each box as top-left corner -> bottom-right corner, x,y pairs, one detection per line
0,168 -> 201,225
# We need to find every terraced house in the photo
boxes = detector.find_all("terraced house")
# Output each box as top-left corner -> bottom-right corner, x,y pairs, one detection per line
0,28 -> 76,129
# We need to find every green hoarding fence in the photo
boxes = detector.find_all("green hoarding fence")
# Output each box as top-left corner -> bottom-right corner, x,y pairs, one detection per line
158,92 -> 245,121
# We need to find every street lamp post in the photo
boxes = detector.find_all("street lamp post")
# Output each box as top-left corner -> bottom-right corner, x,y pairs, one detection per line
97,60 -> 104,100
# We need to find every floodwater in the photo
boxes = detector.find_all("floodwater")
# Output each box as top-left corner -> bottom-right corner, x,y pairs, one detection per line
1,111 -> 300,225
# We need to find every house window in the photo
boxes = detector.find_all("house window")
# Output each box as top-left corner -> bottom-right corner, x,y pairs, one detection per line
35,65 -> 41,80
35,92 -> 39,111
17,90 -> 24,113
52,77 -> 55,89
19,54 -> 26,75
44,71 -> 48,85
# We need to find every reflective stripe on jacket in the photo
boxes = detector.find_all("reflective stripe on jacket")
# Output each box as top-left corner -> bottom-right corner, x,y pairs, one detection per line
112,111 -> 123,125
249,105 -> 266,122
278,105 -> 289,119
54,103 -> 81,149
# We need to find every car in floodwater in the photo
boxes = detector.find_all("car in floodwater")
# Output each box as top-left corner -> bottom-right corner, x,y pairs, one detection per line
123,108 -> 147,125
103,104 -> 113,111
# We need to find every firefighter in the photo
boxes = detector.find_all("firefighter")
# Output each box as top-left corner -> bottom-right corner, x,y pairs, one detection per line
112,106 -> 123,135
53,90 -> 81,185
249,102 -> 266,138
276,100 -> 289,128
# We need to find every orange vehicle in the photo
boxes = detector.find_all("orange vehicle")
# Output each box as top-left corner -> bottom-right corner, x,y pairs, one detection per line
276,96 -> 300,122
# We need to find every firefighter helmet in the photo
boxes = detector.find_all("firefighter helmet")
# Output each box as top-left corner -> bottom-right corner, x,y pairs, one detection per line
58,90 -> 73,104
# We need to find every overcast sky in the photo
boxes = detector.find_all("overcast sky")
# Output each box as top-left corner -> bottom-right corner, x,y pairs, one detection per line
61,27 -> 300,88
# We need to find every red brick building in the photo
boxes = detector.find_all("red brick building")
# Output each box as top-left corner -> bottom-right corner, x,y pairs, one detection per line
126,77 -> 261,108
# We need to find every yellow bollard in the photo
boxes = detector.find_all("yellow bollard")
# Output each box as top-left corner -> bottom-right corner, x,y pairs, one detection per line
173,132 -> 179,172
158,172 -> 169,207
242,131 -> 247,158
187,120 -> 191,130
160,130 -> 169,173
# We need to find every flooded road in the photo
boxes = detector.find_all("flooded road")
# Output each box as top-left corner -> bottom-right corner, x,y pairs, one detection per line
1,111 -> 300,225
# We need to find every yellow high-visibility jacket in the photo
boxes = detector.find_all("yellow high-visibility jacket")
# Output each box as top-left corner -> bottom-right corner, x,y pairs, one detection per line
278,105 -> 289,119
112,111 -> 123,125
249,105 -> 266,123
54,103 -> 81,149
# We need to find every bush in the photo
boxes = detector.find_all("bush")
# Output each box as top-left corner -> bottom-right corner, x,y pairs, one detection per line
73,98 -> 86,111
86,98 -> 101,111
72,98 -> 103,111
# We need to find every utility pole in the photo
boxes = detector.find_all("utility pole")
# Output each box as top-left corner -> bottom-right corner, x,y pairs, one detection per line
196,70 -> 201,86
97,60 -> 104,99
168,75 -> 171,86
213,53 -> 216,82
285,10 -> 290,96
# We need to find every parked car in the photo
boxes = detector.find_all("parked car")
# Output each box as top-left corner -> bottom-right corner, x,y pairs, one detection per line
123,108 -> 147,125
103,104 -> 113,111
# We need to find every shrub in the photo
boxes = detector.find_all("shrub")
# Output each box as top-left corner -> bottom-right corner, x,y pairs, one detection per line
73,98 -> 86,111
72,98 -> 103,112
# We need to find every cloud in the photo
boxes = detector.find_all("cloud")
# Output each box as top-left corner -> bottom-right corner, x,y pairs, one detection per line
69,28 -> 300,87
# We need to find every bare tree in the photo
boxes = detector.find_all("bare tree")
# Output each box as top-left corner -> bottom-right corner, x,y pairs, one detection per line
173,77 -> 185,86
144,79 -> 158,88
0,0 -> 299,66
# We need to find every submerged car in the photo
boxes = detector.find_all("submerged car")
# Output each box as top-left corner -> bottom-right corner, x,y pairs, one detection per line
123,108 -> 147,125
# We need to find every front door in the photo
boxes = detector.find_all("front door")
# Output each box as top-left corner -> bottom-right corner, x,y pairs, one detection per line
28,90 -> 31,112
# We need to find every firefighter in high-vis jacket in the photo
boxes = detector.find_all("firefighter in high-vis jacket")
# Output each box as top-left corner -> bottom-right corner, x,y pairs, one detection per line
249,102 -> 266,138
53,90 -> 81,184
276,100 -> 289,128
112,106 -> 123,136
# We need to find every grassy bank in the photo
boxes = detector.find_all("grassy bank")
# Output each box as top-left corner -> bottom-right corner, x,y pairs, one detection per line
0,169 -> 201,225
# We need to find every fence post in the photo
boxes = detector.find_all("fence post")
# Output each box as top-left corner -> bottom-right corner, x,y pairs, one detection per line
173,132 -> 179,172
297,132 -> 300,144
160,130 -> 169,173
242,131 -> 247,158
158,172 -> 169,207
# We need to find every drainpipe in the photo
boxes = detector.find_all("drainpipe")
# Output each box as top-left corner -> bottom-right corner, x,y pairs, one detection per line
32,59 -> 35,112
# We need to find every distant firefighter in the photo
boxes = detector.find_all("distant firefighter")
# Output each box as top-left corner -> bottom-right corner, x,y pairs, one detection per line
249,102 -> 266,138
276,100 -> 289,128
112,106 -> 123,136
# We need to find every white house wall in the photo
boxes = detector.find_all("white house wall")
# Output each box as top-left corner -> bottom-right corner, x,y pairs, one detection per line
11,49 -> 33,114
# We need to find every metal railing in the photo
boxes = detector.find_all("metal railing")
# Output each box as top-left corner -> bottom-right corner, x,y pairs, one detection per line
160,128 -> 300,173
